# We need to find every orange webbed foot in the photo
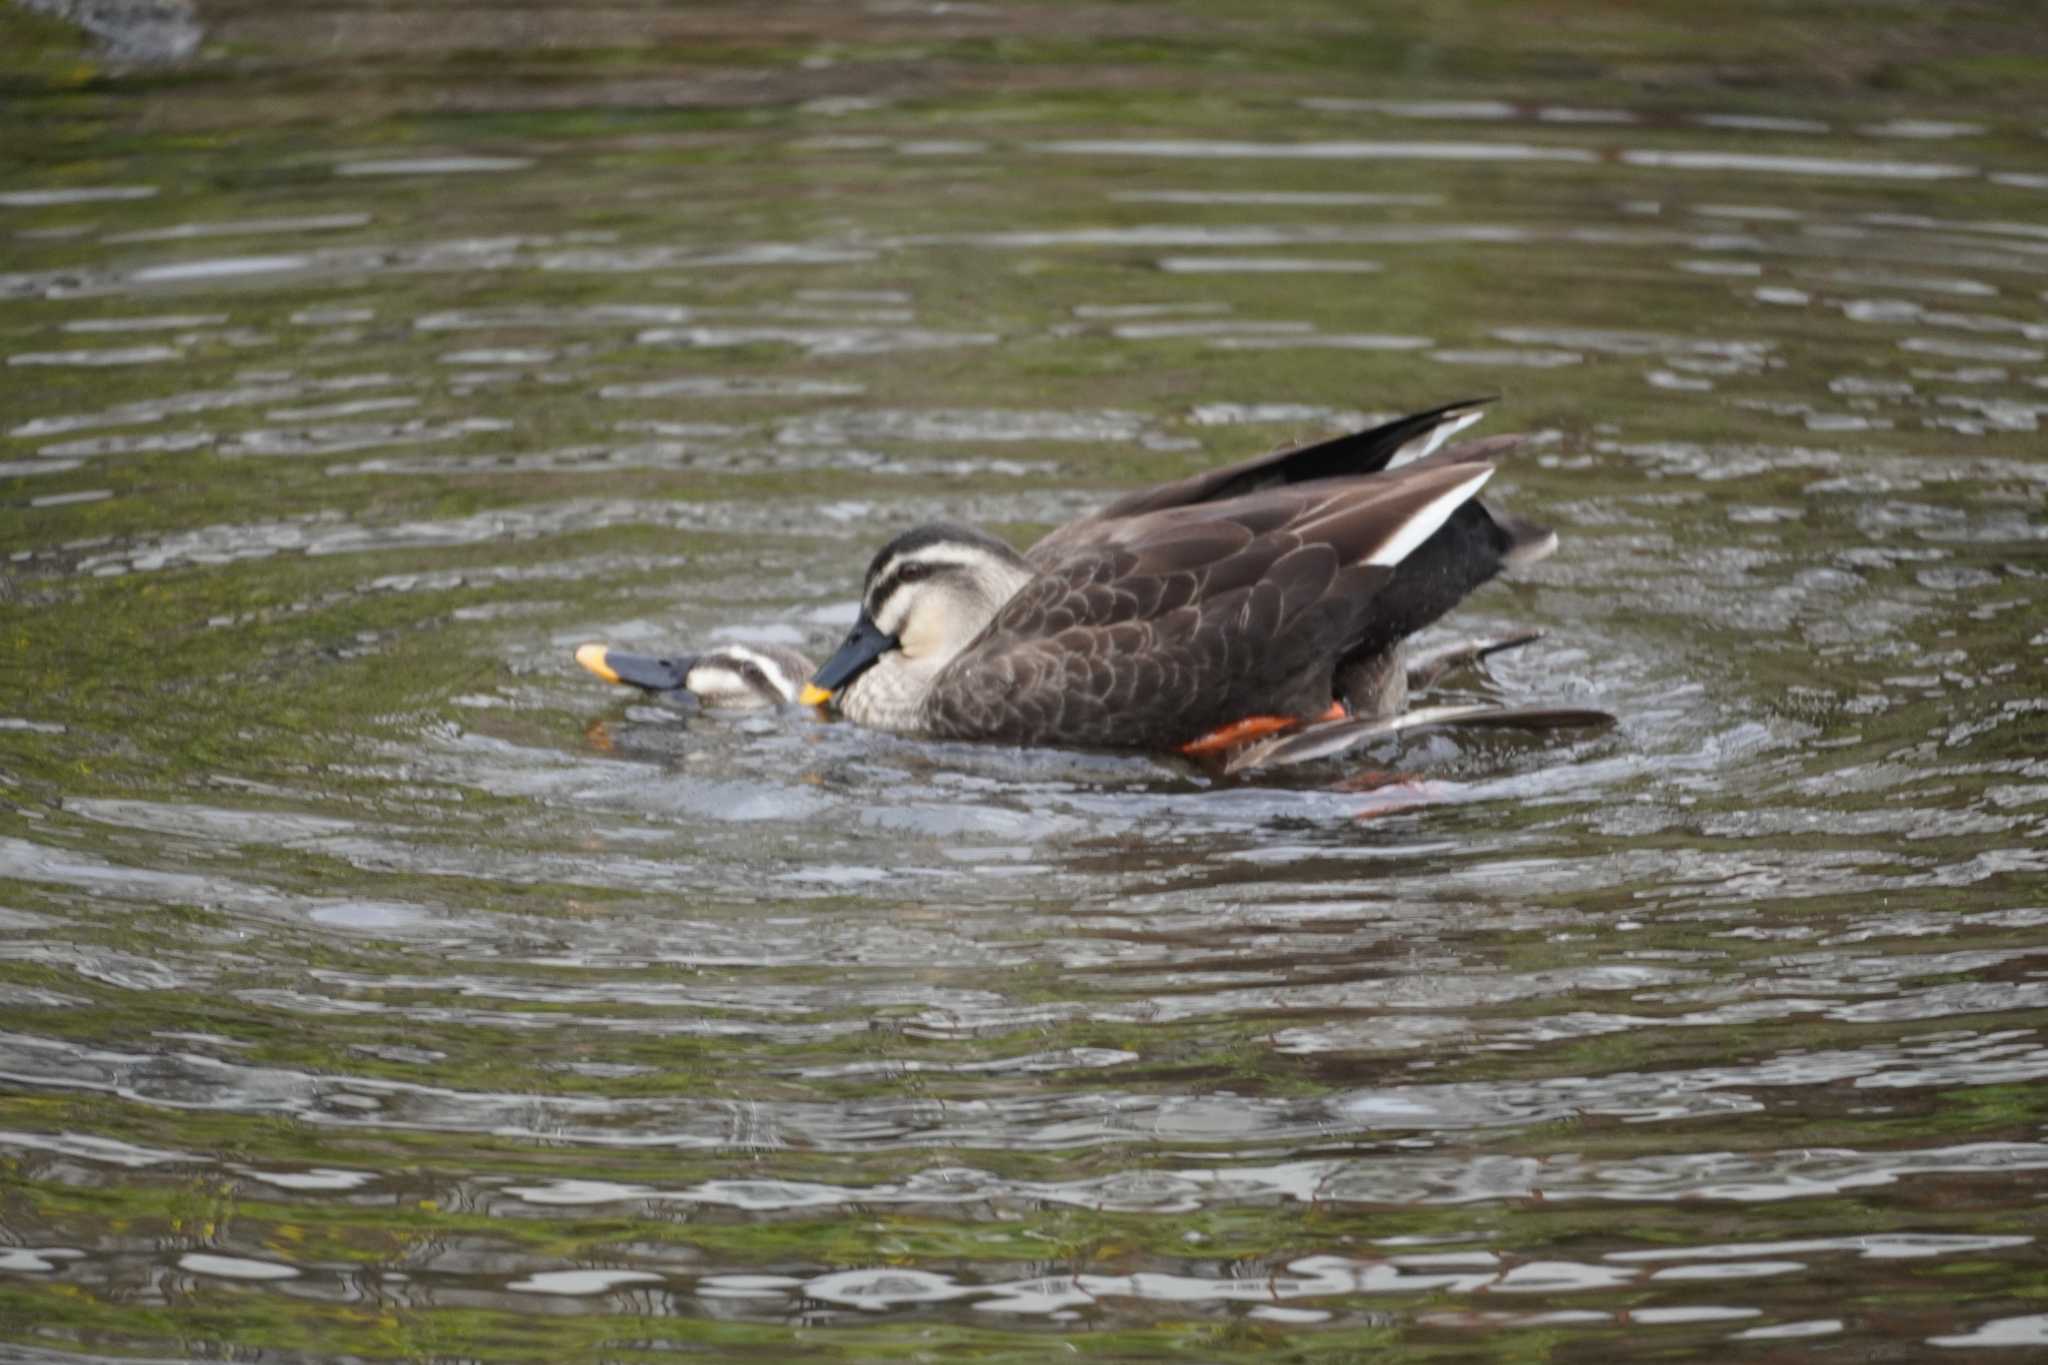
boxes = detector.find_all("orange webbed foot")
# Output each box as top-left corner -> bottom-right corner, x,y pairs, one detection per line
1181,702 -> 1346,757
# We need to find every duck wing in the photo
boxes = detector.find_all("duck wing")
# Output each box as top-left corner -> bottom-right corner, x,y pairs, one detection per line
1028,396 -> 1492,564
923,461 -> 1496,750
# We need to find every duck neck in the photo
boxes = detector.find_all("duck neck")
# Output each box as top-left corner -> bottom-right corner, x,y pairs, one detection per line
840,653 -> 945,732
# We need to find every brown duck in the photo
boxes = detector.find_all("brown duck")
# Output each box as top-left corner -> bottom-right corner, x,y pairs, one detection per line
797,399 -> 1609,770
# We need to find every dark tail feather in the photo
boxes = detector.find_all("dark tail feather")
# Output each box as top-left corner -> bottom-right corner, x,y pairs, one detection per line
1493,510 -> 1558,566
1223,703 -> 1614,774
1402,433 -> 1557,565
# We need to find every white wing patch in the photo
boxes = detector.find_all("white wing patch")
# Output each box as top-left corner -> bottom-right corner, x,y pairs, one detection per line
1367,466 -> 1495,567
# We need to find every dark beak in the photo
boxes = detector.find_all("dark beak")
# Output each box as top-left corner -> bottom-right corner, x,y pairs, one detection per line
576,644 -> 700,693
800,612 -> 896,707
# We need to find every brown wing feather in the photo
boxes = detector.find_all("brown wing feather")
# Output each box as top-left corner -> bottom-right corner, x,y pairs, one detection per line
1027,397 -> 1492,564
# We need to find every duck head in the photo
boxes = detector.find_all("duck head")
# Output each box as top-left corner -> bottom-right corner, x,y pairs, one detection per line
802,523 -> 1035,730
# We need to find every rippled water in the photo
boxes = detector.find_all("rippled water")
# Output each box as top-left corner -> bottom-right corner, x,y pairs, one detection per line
3,3 -> 2047,1359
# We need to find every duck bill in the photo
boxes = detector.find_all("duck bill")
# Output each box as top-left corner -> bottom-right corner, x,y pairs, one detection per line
576,644 -> 698,693
801,612 -> 896,708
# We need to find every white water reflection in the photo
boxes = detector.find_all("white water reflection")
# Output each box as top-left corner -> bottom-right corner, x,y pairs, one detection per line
1186,402 -> 1366,427
61,312 -> 227,331
104,213 -> 371,243
1864,119 -> 1983,138
8,372 -> 373,435
1736,1319 -> 1845,1339
1805,267 -> 1996,296
1115,189 -> 1443,206
0,186 -> 156,206
338,156 -> 533,176
1037,138 -> 1599,163
415,304 -> 697,330
129,255 -> 313,282
774,407 -> 1152,444
9,345 -> 182,366
1492,325 -> 1773,360
1211,333 -> 1431,350
905,223 -> 1531,248
1930,1314 -> 2048,1348
1692,113 -> 1830,133
1303,97 -> 1519,120
0,1248 -> 84,1274
636,324 -> 997,356
1900,336 -> 2043,363
1620,150 -> 1973,179
179,1253 -> 300,1281
507,1269 -> 663,1295
1157,255 -> 1383,273
599,376 -> 866,399
1608,1233 -> 2032,1263
1431,347 -> 1582,367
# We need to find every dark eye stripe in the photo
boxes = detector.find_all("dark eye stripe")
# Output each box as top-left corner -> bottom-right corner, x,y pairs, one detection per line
866,560 -> 950,618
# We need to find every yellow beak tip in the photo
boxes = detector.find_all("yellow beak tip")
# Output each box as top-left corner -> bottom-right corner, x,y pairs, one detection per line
575,643 -> 621,685
799,683 -> 833,708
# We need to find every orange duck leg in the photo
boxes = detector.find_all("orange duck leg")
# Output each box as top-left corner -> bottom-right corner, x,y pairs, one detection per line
1180,701 -> 1346,757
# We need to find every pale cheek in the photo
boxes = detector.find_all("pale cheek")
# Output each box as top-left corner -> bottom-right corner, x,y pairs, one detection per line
896,612 -> 944,659
872,600 -> 908,639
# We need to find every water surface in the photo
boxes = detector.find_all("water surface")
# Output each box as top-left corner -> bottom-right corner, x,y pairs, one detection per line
2,2 -> 2046,1359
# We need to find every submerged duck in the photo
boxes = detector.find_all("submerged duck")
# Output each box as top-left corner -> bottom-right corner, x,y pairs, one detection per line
575,641 -> 813,710
799,399 -> 1610,769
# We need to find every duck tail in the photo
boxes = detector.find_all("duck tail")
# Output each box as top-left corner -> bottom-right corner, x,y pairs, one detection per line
1399,431 -> 1558,567
1494,509 -> 1559,566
